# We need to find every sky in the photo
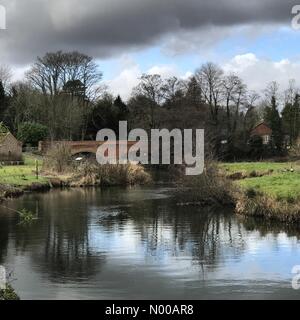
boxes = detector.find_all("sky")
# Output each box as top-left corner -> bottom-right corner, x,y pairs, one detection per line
0,0 -> 300,100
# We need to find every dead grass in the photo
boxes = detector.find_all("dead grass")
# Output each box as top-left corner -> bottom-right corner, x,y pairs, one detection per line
42,143 -> 73,174
176,162 -> 236,206
235,192 -> 300,223
71,162 -> 151,187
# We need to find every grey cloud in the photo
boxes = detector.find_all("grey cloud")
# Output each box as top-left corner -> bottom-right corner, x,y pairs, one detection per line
0,0 -> 297,64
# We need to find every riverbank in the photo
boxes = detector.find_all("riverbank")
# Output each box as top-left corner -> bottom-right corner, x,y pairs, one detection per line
222,161 -> 300,223
0,154 -> 50,200
0,154 -> 152,201
176,163 -> 237,207
175,160 -> 300,223
2,155 -> 300,223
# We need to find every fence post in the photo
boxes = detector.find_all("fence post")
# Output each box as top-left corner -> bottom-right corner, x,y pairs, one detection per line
35,160 -> 39,180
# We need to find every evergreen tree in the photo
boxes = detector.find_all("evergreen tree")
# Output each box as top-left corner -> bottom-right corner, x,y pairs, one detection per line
282,94 -> 300,145
185,76 -> 202,107
0,81 -> 7,120
114,95 -> 128,120
264,96 -> 283,152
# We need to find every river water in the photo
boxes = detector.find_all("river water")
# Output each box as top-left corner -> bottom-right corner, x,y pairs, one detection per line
0,186 -> 300,300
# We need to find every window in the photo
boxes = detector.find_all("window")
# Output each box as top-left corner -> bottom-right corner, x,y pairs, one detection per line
262,135 -> 270,145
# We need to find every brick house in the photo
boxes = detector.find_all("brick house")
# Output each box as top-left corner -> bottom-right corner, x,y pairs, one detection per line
251,122 -> 272,145
0,132 -> 23,162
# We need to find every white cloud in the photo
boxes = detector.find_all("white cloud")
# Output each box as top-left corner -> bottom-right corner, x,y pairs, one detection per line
223,53 -> 300,93
223,53 -> 258,73
147,65 -> 179,78
107,53 -> 300,101
104,63 -> 141,100
11,65 -> 30,83
147,65 -> 193,79
105,59 -> 192,100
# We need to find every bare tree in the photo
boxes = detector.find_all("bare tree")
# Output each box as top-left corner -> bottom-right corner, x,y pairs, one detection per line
246,91 -> 260,109
161,76 -> 185,104
222,74 -> 240,132
26,51 -> 102,100
222,74 -> 247,145
134,74 -> 164,105
195,62 -> 223,125
0,65 -> 12,90
25,51 -> 103,140
284,79 -> 298,105
264,81 -> 281,105
133,74 -> 164,128
231,78 -> 247,133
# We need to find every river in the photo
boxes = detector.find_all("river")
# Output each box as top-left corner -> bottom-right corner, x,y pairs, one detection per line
0,186 -> 300,300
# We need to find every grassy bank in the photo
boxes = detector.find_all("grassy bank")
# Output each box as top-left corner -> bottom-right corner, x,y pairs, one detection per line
221,161 -> 299,174
239,173 -> 300,201
221,161 -> 300,222
0,154 -> 50,199
0,152 -> 151,200
0,154 -> 47,187
0,284 -> 20,300
176,160 -> 300,223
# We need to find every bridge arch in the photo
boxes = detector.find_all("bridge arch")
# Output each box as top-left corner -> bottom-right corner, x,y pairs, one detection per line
39,140 -> 140,160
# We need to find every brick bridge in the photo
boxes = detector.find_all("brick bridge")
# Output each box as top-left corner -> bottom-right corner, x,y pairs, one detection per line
39,140 -> 139,158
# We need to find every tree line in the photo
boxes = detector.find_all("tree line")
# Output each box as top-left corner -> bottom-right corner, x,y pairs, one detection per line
0,50 -> 299,160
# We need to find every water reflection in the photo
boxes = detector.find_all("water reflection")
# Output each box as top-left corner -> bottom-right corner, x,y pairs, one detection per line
0,187 -> 300,299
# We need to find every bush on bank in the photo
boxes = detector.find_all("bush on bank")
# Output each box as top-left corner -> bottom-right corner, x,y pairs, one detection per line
235,191 -> 300,223
42,144 -> 152,187
176,161 -> 300,223
71,162 -> 152,187
176,162 -> 236,206
0,285 -> 20,300
43,143 -> 73,174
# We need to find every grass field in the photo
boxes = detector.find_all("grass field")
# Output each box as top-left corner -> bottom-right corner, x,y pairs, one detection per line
221,162 -> 300,174
1,155 -> 299,201
221,161 -> 300,201
238,173 -> 300,201
0,154 -> 47,186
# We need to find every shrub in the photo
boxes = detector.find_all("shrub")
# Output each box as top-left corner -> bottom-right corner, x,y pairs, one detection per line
248,136 -> 264,159
43,143 -> 72,174
176,162 -> 236,206
236,193 -> 300,223
0,284 -> 20,300
72,162 -> 151,186
17,122 -> 48,147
